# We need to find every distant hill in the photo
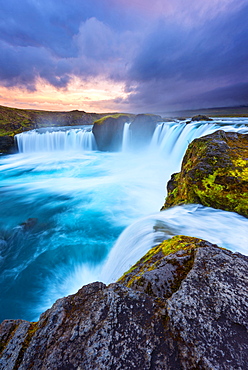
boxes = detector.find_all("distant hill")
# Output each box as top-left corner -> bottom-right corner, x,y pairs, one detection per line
1,104 -> 248,138
0,105 -> 114,137
164,105 -> 248,118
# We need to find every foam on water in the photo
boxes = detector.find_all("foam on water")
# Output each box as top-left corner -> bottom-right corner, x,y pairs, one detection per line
100,204 -> 248,283
0,118 -> 247,321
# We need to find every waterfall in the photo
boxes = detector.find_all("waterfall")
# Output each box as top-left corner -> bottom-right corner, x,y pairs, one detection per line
15,119 -> 247,154
16,126 -> 97,153
122,123 -> 131,151
2,117 -> 248,321
100,204 -> 248,283
150,120 -> 247,162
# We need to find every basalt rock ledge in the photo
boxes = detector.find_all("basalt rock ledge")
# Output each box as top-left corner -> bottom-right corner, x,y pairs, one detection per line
1,235 -> 248,369
161,130 -> 248,217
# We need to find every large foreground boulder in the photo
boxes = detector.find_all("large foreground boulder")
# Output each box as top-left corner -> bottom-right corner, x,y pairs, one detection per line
1,235 -> 248,369
161,130 -> 248,217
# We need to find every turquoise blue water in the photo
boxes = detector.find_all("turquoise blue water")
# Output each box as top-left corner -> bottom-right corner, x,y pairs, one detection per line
0,150 -> 169,321
1,118 -> 247,322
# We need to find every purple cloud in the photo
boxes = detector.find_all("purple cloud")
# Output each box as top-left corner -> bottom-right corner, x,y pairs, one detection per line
0,0 -> 247,111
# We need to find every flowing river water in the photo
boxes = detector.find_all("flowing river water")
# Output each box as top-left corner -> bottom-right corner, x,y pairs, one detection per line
0,118 -> 247,321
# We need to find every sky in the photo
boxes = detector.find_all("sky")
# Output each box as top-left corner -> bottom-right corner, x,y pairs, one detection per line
0,0 -> 248,113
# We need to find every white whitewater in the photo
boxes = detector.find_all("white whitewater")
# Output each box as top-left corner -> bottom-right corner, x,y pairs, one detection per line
122,123 -> 131,152
100,204 -> 248,283
16,126 -> 96,153
150,120 -> 248,161
4,116 -> 247,320
15,119 -> 247,155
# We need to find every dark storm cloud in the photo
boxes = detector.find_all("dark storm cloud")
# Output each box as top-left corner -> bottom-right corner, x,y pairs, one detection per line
126,3 -> 248,110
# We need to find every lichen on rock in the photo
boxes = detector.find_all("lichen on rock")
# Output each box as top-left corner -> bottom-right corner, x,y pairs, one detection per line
1,235 -> 248,369
161,130 -> 248,217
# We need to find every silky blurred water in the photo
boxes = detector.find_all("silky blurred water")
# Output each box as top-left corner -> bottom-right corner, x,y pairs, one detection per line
0,118 -> 247,321
0,150 -> 171,321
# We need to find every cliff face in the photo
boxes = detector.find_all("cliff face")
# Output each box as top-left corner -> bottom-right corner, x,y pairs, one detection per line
162,130 -> 248,217
92,114 -> 133,151
92,113 -> 162,151
129,114 -> 162,149
1,236 -> 248,369
0,105 -> 110,153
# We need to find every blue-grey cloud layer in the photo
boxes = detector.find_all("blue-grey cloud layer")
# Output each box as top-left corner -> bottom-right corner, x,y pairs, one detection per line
0,0 -> 247,111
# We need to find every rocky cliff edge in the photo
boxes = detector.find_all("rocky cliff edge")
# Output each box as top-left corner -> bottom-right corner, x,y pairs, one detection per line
1,235 -> 248,370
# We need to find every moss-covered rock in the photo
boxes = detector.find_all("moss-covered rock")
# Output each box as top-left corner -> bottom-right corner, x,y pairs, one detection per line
2,235 -> 248,369
118,235 -> 210,299
161,130 -> 248,217
92,114 -> 133,151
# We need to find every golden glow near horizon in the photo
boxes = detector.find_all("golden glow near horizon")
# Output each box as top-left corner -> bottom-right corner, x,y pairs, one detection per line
0,76 -> 130,112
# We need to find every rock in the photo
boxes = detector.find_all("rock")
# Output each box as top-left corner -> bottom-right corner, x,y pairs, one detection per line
161,130 -> 248,217
120,235 -> 248,369
0,281 -> 180,369
191,114 -> 213,122
0,136 -> 15,153
1,235 -> 248,369
20,218 -> 38,231
129,114 -> 162,149
92,114 -> 132,151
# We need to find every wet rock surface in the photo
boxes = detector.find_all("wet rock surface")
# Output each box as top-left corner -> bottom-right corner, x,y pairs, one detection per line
161,130 -> 248,217
1,236 -> 248,369
0,136 -> 15,153
191,114 -> 213,121
92,114 -> 132,151
129,114 -> 162,149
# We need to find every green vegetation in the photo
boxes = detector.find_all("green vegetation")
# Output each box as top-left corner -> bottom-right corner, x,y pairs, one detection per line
93,113 -> 134,125
118,235 -> 204,288
162,131 -> 248,217
0,104 -> 112,137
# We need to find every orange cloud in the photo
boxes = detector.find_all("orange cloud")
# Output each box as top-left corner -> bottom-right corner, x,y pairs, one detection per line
0,76 -> 131,112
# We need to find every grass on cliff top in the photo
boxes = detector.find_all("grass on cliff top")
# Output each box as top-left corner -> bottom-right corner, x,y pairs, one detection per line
93,113 -> 134,125
0,105 -> 114,136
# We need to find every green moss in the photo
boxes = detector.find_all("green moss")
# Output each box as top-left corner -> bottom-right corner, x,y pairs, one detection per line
162,131 -> 248,217
13,322 -> 38,370
117,235 -> 213,300
0,322 -> 20,355
93,113 -> 133,125
118,235 -> 204,287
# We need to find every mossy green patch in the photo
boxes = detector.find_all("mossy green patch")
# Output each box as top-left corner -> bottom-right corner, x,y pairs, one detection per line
13,322 -> 38,370
118,235 -> 204,288
162,131 -> 248,217
93,113 -> 133,125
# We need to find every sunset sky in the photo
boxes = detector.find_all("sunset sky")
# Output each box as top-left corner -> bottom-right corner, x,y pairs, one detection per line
0,0 -> 248,113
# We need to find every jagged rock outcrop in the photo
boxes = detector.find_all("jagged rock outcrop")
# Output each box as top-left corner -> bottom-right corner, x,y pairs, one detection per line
161,130 -> 248,217
1,235 -> 248,369
92,114 -> 133,151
